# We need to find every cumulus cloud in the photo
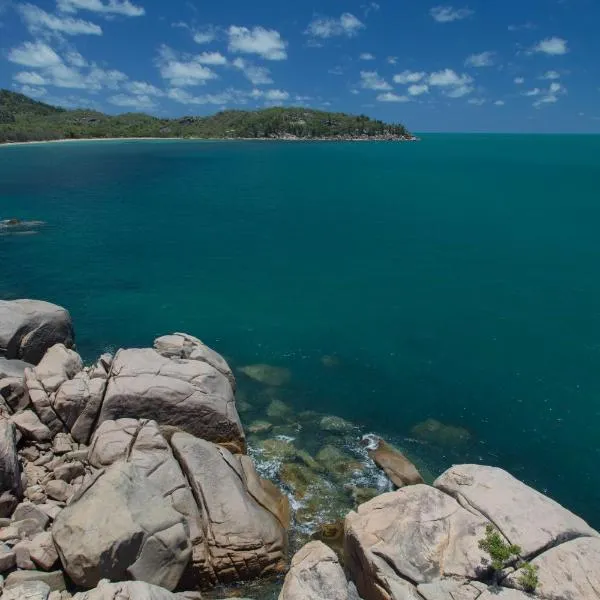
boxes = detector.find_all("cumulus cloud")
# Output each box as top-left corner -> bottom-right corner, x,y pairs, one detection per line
8,42 -> 62,67
19,4 -> 102,36
387,56 -> 398,65
167,87 -> 248,106
430,6 -> 473,23
393,70 -> 425,84
360,70 -> 392,91
251,88 -> 290,103
156,45 -> 218,87
467,98 -> 485,105
533,82 -> 566,107
109,93 -> 156,109
464,51 -> 494,68
192,27 -> 218,44
376,92 -> 410,102
408,83 -> 429,96
531,37 -> 568,56
540,70 -> 560,80
360,53 -> 375,60
523,88 -> 541,97
15,84 -> 48,98
494,100 -> 505,106
305,12 -> 364,39
125,81 -> 164,96
66,51 -> 87,67
514,77 -> 524,84
196,51 -> 227,65
228,25 -> 287,60
427,69 -> 474,97
57,0 -> 144,17
14,71 -> 48,85
232,58 -> 273,85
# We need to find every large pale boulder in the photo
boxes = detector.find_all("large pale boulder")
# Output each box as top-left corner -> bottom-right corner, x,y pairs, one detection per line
71,579 -> 182,600
435,464 -> 599,556
98,348 -> 245,452
171,432 -> 289,587
52,462 -> 191,591
0,357 -> 32,379
154,333 -> 236,389
505,536 -> 600,600
1,581 -> 51,600
88,419 -> 202,544
0,300 -> 74,364
0,419 -> 22,516
279,541 -> 357,600
344,485 -> 491,600
417,579 -> 487,600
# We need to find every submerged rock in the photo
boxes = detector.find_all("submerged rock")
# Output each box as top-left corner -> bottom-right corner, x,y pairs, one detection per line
239,364 -> 291,387
316,445 -> 364,481
362,434 -> 423,488
410,418 -> 471,446
248,420 -> 273,434
266,399 -> 293,421
319,415 -> 355,434
320,355 -> 342,368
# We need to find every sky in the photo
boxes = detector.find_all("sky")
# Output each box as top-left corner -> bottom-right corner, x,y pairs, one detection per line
0,0 -> 599,132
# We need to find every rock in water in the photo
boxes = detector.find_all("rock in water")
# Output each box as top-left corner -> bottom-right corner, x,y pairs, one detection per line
239,364 -> 291,386
52,462 -> 192,591
434,464 -> 599,556
0,300 -> 74,364
362,434 -> 423,488
0,419 -> 22,516
279,541 -> 354,600
98,348 -> 245,452
344,485 -> 491,600
410,418 -> 471,446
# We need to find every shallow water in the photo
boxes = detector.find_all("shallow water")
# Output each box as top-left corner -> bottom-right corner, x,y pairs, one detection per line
1,136 -> 600,531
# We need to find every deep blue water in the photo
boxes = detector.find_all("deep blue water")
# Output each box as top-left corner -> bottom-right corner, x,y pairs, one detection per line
2,135 -> 600,526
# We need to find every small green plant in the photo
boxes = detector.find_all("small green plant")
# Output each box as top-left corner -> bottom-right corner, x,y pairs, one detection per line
517,562 -> 539,593
478,525 -> 522,577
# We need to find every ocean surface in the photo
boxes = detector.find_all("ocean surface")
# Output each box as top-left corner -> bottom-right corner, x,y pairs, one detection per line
2,135 -> 600,530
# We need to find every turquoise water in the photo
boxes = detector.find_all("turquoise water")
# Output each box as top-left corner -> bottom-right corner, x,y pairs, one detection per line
2,135 -> 600,526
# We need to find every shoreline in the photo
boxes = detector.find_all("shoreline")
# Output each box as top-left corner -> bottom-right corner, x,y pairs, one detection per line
0,135 -> 418,148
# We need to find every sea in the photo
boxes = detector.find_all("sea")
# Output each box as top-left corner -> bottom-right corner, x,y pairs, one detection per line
1,134 -> 600,537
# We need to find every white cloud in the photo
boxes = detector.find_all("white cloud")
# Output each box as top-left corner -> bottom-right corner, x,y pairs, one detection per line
360,70 -> 392,91
523,88 -> 541,97
377,92 -> 410,102
430,6 -> 473,23
228,25 -> 287,60
156,45 -> 218,86
19,4 -> 102,36
251,88 -> 290,103
541,70 -> 560,80
445,84 -> 473,98
66,51 -> 87,67
196,51 -> 227,65
362,2 -> 379,16
57,0 -> 144,17
467,98 -> 485,105
514,77 -> 525,84
305,12 -> 364,39
408,83 -> 429,96
15,84 -> 48,98
508,22 -> 535,32
549,82 -> 562,93
387,56 -> 398,65
494,100 -> 505,106
328,66 -> 344,76
532,83 -> 566,108
393,70 -> 425,84
232,58 -> 273,85
360,52 -> 375,60
109,93 -> 156,109
350,89 -> 360,95
193,29 -> 217,44
428,68 -> 472,88
8,41 -> 62,67
167,87 -> 246,106
126,81 -> 164,96
465,51 -> 494,68
531,37 -> 568,56
14,71 -> 47,85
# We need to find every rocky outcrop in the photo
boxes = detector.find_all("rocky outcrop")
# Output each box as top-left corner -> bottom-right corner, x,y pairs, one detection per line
98,348 -> 245,453
71,579 -> 186,599
434,464 -> 599,557
279,541 -> 358,600
344,485 -> 490,600
0,419 -> 22,516
52,462 -> 192,591
0,300 -> 74,364
172,432 -> 289,586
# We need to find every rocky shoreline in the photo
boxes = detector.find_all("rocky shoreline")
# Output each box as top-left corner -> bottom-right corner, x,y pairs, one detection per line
0,299 -> 598,600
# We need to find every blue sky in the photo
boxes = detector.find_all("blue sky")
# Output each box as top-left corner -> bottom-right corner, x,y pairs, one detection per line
0,0 -> 599,132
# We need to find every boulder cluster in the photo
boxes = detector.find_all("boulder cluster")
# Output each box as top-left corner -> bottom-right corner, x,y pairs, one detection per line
1,298 -> 599,600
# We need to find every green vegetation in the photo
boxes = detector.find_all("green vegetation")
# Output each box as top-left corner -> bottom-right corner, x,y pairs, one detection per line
0,89 -> 412,144
478,525 -> 521,578
517,562 -> 539,593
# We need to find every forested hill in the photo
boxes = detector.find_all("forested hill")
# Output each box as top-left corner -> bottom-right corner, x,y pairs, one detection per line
0,89 -> 413,143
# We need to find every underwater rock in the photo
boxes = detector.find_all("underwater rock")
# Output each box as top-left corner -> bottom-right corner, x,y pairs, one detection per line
319,415 -> 355,434
266,399 -> 293,421
410,418 -> 472,447
248,420 -> 273,434
239,364 -> 291,387
320,355 -> 341,368
316,445 -> 365,481
258,438 -> 297,461
362,434 -> 423,489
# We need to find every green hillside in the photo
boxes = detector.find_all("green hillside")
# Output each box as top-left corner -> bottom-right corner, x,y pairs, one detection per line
0,89 -> 412,143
